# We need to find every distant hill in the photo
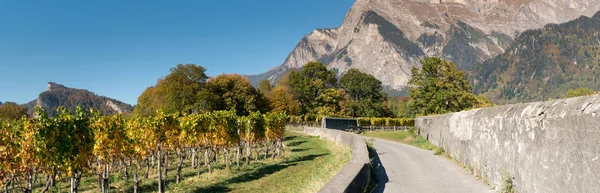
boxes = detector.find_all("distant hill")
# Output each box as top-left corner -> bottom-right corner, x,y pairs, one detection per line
471,12 -> 600,104
22,82 -> 133,117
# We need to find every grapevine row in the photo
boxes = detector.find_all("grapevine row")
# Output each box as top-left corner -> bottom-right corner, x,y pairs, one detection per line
0,106 -> 288,193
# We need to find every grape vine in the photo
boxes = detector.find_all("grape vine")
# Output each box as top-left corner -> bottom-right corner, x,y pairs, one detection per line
0,106 -> 289,193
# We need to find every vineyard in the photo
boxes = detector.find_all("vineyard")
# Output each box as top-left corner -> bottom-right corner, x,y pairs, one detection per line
0,106 -> 288,193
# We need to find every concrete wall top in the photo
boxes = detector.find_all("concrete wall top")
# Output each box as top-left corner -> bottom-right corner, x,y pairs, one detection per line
416,94 -> 600,193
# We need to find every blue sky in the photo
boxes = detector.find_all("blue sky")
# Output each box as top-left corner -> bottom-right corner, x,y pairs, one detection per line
0,0 -> 354,105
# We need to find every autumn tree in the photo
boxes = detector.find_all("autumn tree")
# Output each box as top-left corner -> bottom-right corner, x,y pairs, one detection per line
339,68 -> 386,117
204,74 -> 264,116
267,85 -> 301,115
408,57 -> 480,115
134,84 -> 164,116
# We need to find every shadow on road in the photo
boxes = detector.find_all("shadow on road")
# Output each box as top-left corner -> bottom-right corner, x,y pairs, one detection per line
369,145 -> 389,193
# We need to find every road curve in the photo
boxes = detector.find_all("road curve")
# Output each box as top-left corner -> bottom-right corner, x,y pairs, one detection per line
368,137 -> 495,193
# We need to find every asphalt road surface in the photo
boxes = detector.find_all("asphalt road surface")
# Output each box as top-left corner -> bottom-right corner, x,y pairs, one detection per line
368,138 -> 495,193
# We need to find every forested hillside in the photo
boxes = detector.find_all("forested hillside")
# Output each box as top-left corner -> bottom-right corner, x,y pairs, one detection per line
471,11 -> 600,103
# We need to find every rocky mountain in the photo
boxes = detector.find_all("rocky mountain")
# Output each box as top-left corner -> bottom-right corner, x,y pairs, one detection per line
22,82 -> 133,117
0,101 -> 3,105
471,11 -> 600,104
248,0 -> 600,94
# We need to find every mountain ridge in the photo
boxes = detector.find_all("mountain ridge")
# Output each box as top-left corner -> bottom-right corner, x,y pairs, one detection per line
22,82 -> 133,116
248,0 -> 600,93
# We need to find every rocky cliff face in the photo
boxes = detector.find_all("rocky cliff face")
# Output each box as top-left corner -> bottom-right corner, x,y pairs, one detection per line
248,0 -> 600,93
23,82 -> 133,116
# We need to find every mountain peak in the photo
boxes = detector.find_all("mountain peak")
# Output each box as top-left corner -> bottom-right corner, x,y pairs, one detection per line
47,82 -> 67,91
248,0 -> 600,93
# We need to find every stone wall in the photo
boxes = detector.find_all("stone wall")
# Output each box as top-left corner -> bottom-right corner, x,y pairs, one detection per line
304,127 -> 370,193
416,94 -> 600,193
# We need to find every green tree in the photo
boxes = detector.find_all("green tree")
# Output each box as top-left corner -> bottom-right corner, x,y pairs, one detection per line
287,62 -> 336,114
564,87 -> 596,98
408,57 -> 478,115
0,102 -> 27,121
161,64 -> 209,114
257,79 -> 273,95
340,68 -> 386,117
204,74 -> 263,116
135,64 -> 209,115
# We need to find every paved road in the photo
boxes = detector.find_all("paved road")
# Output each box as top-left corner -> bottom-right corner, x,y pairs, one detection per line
368,138 -> 495,193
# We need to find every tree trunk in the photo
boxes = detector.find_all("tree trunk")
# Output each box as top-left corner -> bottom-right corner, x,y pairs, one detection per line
103,164 -> 109,193
176,150 -> 184,184
133,160 -> 141,193
277,139 -> 284,157
213,148 -> 218,163
255,144 -> 260,163
144,158 -> 150,179
157,146 -> 164,193
245,141 -> 251,165
191,148 -> 197,168
123,159 -> 130,180
70,170 -> 82,193
205,148 -> 212,174
264,142 -> 268,160
197,149 -> 202,176
50,168 -> 57,187
236,145 -> 240,168
151,154 -> 155,167
27,167 -> 34,193
4,179 -> 10,193
163,151 -> 169,188
97,171 -> 102,192
41,174 -> 51,193
225,148 -> 230,170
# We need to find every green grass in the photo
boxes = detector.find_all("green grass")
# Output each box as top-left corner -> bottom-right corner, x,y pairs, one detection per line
26,132 -> 349,193
360,130 -> 438,151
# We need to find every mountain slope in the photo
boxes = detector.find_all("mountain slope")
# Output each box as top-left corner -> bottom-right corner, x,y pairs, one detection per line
22,82 -> 133,116
249,0 -> 600,92
472,12 -> 600,104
